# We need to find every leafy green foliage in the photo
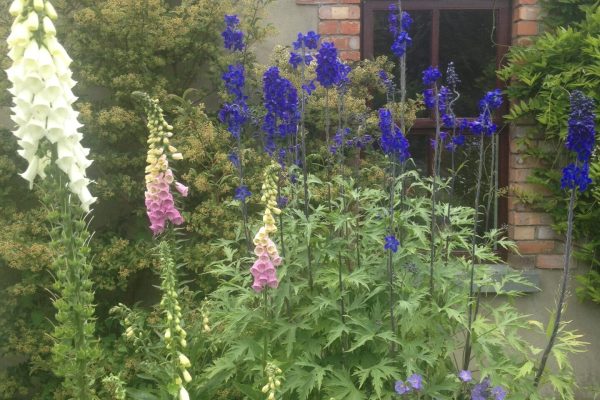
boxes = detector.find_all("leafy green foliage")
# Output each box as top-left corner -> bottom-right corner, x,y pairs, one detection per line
499,4 -> 600,303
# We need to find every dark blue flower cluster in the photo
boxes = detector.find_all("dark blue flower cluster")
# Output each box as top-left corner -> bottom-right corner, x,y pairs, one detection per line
315,42 -> 349,89
234,185 -> 251,202
384,235 -> 400,253
388,4 -> 413,58
293,31 -> 320,50
290,32 -> 320,69
566,90 -> 596,162
378,70 -> 395,95
561,90 -> 596,191
422,66 -> 442,86
394,373 -> 422,395
262,67 -> 299,156
218,64 -> 248,140
222,15 -> 244,52
470,378 -> 506,400
329,128 -> 373,155
378,108 -> 410,162
469,89 -> 503,136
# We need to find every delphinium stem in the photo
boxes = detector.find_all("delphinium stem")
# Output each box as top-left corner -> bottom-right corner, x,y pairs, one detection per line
299,44 -> 314,291
534,187 -> 576,386
429,84 -> 442,298
485,134 -> 497,233
462,132 -> 485,371
238,134 -> 252,251
387,161 -> 398,353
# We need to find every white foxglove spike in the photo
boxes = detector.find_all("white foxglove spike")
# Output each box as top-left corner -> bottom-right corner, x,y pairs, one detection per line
7,0 -> 96,211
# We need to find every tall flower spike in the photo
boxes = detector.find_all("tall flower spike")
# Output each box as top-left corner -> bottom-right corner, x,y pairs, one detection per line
561,91 -> 596,192
7,0 -> 96,211
134,92 -> 188,235
250,162 -> 283,292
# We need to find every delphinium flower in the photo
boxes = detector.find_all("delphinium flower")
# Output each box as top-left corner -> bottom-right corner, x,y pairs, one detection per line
458,370 -> 472,383
134,92 -> 187,236
6,0 -> 96,211
394,373 -> 423,395
222,14 -> 244,51
470,378 -> 507,400
535,90 -> 596,387
315,42 -> 348,89
289,31 -> 319,69
378,108 -> 410,162
384,235 -> 400,253
469,89 -> 503,136
250,162 -> 283,292
262,66 -> 299,157
388,3 -> 413,58
561,90 -> 596,191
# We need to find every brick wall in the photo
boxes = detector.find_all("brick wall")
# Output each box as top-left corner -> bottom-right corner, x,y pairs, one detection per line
296,0 -> 361,61
508,0 -> 567,270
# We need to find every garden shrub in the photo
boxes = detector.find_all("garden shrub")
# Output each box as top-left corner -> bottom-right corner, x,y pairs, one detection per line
499,2 -> 600,304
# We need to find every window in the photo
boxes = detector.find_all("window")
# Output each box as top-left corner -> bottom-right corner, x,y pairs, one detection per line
363,0 -> 511,232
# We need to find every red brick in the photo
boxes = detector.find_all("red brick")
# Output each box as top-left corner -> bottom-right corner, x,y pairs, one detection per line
537,226 -> 560,240
516,0 -> 538,5
515,21 -> 538,36
331,36 -> 349,50
517,5 -> 541,21
510,168 -> 531,183
340,50 -> 360,61
340,0 -> 361,3
319,21 -> 339,35
507,197 -> 527,212
536,254 -> 565,269
508,253 -> 536,269
514,36 -> 534,46
319,5 -> 360,20
513,211 -> 554,226
517,240 -> 557,254
340,21 -> 360,35
514,226 -> 536,240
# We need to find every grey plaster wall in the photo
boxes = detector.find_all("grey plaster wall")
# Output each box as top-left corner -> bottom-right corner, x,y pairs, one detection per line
253,0 -> 318,62
488,270 -> 600,399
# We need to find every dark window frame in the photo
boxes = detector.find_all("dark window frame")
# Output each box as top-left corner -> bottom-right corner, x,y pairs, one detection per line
362,0 -> 512,247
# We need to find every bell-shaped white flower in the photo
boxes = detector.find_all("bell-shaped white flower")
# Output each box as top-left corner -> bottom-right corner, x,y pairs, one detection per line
9,0 -> 25,17
23,72 -> 45,93
76,187 -> 97,213
43,17 -> 56,37
51,96 -> 71,120
178,386 -> 190,400
33,0 -> 44,12
45,2 -> 58,20
16,118 -> 46,141
37,46 -> 56,80
31,95 -> 52,120
22,38 -> 40,66
20,156 -> 40,187
24,12 -> 39,31
45,36 -> 72,66
40,75 -> 63,103
7,22 -> 30,48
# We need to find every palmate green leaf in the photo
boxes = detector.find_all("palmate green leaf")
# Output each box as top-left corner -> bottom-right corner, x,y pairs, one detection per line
325,369 -> 367,400
126,388 -> 160,400
353,358 -> 400,396
286,361 -> 332,400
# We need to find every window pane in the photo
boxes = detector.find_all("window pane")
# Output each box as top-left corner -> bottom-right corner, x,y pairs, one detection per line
439,10 -> 498,116
406,133 -> 431,174
374,10 -> 432,102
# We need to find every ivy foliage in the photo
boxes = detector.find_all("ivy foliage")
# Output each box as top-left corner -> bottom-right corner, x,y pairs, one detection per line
498,3 -> 600,303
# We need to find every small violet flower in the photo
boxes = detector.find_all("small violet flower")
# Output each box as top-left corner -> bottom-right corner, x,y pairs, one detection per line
458,370 -> 472,382
234,185 -> 251,202
384,235 -> 400,253
394,380 -> 411,395
407,374 -> 422,390
491,386 -> 507,400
